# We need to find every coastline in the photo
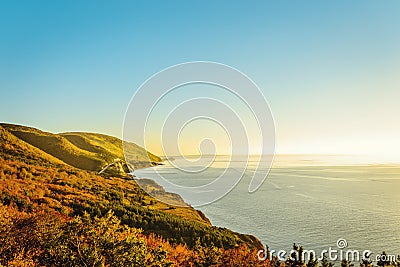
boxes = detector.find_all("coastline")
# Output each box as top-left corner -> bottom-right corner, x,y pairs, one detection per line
130,162 -> 265,249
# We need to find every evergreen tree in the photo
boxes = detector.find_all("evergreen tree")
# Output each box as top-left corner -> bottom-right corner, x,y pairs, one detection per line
307,253 -> 318,267
360,257 -> 373,267
286,243 -> 305,267
321,255 -> 334,267
377,252 -> 390,267
341,259 -> 354,267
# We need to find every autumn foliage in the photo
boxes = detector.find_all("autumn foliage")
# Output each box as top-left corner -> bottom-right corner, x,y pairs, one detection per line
0,204 -> 269,266
0,124 -> 268,266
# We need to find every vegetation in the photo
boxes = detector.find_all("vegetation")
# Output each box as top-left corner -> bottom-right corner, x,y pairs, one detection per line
0,205 -> 267,266
1,123 -> 398,266
274,244 -> 400,267
0,157 -> 260,250
0,123 -> 265,266
0,123 -> 161,174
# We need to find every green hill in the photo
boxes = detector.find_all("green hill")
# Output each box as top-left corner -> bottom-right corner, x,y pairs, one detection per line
0,125 -> 66,167
1,123 -> 160,175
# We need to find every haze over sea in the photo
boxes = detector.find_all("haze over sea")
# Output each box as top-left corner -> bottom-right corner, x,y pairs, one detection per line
135,155 -> 400,256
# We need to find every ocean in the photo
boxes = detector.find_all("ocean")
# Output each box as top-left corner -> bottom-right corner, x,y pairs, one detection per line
134,155 -> 400,258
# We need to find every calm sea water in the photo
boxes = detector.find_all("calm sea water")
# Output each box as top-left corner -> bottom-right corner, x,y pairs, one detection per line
135,155 -> 400,256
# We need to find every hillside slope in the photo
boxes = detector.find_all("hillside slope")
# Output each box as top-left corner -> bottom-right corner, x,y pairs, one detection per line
61,132 -> 161,170
1,123 -> 160,175
0,125 -> 66,167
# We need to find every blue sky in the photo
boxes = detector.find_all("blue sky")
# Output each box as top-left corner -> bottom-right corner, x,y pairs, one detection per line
1,1 -> 399,159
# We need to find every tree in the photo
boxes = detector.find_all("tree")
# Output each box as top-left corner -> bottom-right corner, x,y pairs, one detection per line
321,255 -> 334,267
286,243 -> 305,267
360,258 -> 373,267
377,252 -> 390,267
307,253 -> 318,267
341,259 -> 354,267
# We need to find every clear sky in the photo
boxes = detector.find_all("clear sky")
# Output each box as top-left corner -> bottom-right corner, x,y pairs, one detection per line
1,1 -> 399,160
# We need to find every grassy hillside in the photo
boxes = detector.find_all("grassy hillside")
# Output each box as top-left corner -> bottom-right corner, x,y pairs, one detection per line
0,125 -> 66,167
1,123 -> 161,175
61,132 -> 161,170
